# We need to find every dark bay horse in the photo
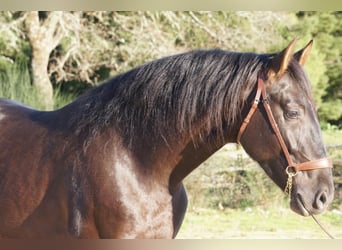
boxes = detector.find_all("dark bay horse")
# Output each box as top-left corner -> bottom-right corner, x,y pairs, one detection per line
0,40 -> 334,238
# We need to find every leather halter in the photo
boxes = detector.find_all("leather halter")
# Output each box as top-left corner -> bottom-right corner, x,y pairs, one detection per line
237,76 -> 333,173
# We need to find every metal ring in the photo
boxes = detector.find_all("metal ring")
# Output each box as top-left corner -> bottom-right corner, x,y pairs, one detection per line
286,166 -> 298,176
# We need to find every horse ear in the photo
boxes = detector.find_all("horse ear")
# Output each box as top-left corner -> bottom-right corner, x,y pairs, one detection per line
294,40 -> 313,66
268,39 -> 297,79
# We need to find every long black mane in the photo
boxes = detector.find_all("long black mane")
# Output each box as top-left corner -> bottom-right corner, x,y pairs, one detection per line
63,49 -> 270,148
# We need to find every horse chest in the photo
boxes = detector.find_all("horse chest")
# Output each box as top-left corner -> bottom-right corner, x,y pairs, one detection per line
115,188 -> 174,238
93,160 -> 175,238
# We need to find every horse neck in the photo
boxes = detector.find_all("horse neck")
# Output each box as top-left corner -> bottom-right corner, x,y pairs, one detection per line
165,85 -> 261,192
59,51 -> 263,191
166,130 -> 230,193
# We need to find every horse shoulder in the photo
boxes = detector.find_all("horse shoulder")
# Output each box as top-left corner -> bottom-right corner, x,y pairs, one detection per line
84,136 -> 175,238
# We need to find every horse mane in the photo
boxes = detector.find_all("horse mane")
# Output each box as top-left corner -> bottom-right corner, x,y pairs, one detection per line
65,49 -> 270,148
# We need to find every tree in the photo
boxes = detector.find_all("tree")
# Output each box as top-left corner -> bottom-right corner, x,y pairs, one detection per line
294,11 -> 342,126
24,11 -> 81,109
0,11 -> 303,111
22,11 -> 290,105
0,11 -> 29,69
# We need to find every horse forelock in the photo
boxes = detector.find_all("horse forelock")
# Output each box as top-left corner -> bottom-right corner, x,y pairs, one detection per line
287,59 -> 316,107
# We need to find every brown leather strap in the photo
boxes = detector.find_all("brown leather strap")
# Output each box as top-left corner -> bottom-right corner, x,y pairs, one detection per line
237,76 -> 333,173
237,84 -> 262,143
259,79 -> 295,168
294,158 -> 333,172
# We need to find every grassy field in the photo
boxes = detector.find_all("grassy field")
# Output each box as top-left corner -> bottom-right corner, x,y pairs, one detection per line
177,206 -> 342,239
177,129 -> 342,239
323,128 -> 342,146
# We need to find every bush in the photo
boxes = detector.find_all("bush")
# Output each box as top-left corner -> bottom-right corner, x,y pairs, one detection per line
185,133 -> 342,211
0,60 -> 76,110
183,145 -> 286,211
0,59 -> 42,109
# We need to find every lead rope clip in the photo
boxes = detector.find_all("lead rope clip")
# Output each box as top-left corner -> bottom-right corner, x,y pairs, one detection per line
284,166 -> 297,199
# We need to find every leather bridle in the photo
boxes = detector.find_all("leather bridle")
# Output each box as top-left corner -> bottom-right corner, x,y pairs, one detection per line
237,76 -> 333,187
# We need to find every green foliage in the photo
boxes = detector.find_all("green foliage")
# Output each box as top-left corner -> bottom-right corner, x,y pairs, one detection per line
184,129 -> 342,211
0,59 -> 42,109
0,59 -> 76,110
293,12 -> 342,126
52,85 -> 77,110
0,12 -> 31,73
0,11 -> 340,125
184,146 -> 286,211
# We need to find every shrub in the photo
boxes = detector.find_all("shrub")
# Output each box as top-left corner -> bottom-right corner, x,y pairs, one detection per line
0,59 -> 42,109
184,145 -> 286,211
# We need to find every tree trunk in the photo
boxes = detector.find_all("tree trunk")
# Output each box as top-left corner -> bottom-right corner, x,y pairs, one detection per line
24,11 -> 63,110
30,43 -> 54,110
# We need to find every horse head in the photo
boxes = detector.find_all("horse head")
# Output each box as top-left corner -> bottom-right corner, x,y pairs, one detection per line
239,40 -> 334,216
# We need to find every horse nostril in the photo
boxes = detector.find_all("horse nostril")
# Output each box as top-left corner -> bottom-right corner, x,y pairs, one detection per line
314,191 -> 328,210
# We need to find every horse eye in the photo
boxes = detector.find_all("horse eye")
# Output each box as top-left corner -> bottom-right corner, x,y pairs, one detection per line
285,110 -> 299,119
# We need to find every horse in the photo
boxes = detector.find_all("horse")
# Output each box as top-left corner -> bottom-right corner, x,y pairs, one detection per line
0,39 -> 334,238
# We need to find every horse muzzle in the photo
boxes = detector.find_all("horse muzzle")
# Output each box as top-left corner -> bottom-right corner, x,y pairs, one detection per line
289,169 -> 334,216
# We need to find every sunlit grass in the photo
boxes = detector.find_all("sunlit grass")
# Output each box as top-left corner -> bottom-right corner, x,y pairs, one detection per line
323,129 -> 342,146
177,206 -> 342,239
0,61 -> 76,110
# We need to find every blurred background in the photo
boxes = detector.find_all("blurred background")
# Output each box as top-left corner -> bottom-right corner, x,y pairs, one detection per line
0,11 -> 341,238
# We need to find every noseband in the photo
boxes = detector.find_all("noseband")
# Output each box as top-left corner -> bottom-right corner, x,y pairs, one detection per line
237,76 -> 333,195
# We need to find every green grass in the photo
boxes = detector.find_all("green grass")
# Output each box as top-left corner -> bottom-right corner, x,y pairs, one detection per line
0,59 -> 44,109
0,60 -> 76,110
177,206 -> 342,239
322,129 -> 342,147
53,86 -> 77,109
